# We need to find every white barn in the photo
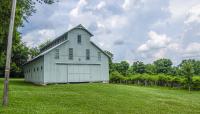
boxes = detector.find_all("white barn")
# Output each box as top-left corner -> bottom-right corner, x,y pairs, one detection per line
23,24 -> 110,84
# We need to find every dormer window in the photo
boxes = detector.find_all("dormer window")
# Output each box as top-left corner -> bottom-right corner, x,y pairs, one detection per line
77,35 -> 81,44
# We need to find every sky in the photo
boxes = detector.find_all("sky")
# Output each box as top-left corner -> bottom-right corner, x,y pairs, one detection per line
20,0 -> 200,65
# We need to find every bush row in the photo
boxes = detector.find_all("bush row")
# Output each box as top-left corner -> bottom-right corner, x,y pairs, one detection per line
110,71 -> 200,90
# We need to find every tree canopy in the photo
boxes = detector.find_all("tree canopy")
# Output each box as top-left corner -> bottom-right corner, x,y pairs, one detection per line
0,0 -> 56,77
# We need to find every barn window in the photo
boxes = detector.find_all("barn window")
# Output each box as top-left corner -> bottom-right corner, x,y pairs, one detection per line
34,68 -> 35,72
77,35 -> 81,44
41,66 -> 43,70
37,67 -> 39,71
86,49 -> 90,60
55,49 -> 59,59
64,35 -> 67,40
69,48 -> 73,60
98,52 -> 101,61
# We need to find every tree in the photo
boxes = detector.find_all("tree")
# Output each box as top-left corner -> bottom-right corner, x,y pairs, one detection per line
131,61 -> 146,74
180,59 -> 200,76
145,64 -> 156,74
181,61 -> 194,92
29,47 -> 40,58
11,42 -> 29,77
169,66 -> 181,76
153,58 -> 173,74
113,61 -> 129,76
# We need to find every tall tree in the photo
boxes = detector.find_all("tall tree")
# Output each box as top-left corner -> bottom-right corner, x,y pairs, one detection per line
180,59 -> 200,76
181,61 -> 194,92
131,61 -> 146,74
145,64 -> 156,74
153,58 -> 173,74
113,61 -> 129,76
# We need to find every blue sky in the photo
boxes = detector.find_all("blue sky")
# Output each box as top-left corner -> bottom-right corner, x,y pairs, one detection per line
20,0 -> 200,65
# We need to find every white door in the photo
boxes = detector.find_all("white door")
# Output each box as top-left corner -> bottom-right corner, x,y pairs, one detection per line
68,64 -> 101,82
90,65 -> 101,81
56,65 -> 68,82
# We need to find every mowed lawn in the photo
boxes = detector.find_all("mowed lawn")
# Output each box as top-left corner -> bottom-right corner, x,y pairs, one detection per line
0,79 -> 200,114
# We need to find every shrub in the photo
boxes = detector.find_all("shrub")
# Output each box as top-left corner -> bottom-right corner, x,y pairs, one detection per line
193,76 -> 200,90
110,71 -> 124,83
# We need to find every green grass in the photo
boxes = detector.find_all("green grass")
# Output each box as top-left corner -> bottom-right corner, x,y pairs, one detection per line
0,79 -> 200,114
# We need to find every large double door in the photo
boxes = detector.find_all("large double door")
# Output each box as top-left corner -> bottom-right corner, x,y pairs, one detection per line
56,64 -> 101,82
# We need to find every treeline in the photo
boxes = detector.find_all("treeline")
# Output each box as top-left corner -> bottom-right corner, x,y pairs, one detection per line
109,59 -> 200,90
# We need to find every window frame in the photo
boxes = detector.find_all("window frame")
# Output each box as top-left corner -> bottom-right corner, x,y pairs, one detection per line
98,52 -> 101,61
69,48 -> 73,60
86,49 -> 90,60
54,48 -> 59,59
77,35 -> 81,44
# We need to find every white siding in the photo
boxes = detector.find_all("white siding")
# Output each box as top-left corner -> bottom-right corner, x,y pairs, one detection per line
24,57 -> 44,84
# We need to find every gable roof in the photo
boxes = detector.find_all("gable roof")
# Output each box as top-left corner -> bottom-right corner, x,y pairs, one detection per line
69,24 -> 93,37
40,24 -> 93,52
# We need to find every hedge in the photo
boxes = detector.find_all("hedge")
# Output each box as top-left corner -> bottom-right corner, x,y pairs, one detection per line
110,72 -> 200,90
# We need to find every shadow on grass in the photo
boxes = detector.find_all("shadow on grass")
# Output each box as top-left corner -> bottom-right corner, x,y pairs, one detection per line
0,78 -> 40,87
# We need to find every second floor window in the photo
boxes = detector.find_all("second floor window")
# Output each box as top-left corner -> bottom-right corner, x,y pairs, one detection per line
98,52 -> 101,61
69,48 -> 73,60
77,35 -> 81,44
55,49 -> 59,59
86,49 -> 90,60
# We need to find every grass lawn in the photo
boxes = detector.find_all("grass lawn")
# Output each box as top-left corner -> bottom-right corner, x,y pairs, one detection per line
0,79 -> 200,114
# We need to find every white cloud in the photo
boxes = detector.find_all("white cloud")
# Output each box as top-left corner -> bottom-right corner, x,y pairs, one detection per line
184,4 -> 200,24
168,43 -> 182,52
185,42 -> 200,54
69,0 -> 88,17
22,29 -> 56,47
122,0 -> 131,10
168,0 -> 200,21
96,1 -> 106,10
137,31 -> 171,52
153,49 -> 166,60
122,0 -> 141,11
